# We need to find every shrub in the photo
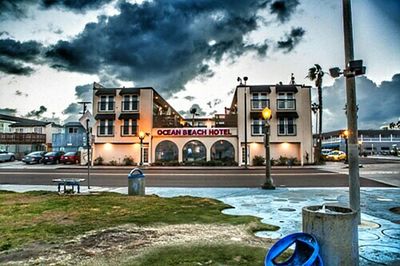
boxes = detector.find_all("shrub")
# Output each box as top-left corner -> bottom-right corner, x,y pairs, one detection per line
109,160 -> 118,166
122,156 -> 135,166
94,156 -> 104,166
252,156 -> 265,166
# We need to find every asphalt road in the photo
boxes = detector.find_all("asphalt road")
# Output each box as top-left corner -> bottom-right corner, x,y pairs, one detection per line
0,167 -> 392,188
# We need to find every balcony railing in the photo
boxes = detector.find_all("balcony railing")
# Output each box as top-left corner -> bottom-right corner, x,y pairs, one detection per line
97,126 -> 114,137
121,101 -> 139,112
251,99 -> 270,110
0,133 -> 46,144
120,125 -> 138,136
214,114 -> 238,127
97,101 -> 115,112
277,124 -> 297,136
153,115 -> 182,128
277,99 -> 296,110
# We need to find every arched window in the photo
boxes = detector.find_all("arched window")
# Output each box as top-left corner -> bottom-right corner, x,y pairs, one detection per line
211,140 -> 235,161
182,140 -> 206,162
155,140 -> 178,162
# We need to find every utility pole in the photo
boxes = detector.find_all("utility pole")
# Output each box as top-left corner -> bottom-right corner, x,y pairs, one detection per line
78,101 -> 91,190
343,0 -> 360,223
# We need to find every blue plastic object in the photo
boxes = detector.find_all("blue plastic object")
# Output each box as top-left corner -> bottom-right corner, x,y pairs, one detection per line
265,233 -> 323,266
128,168 -> 145,179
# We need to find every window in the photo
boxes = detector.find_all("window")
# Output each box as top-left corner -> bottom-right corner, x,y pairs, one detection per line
99,95 -> 115,111
98,119 -> 114,136
155,141 -> 178,162
277,93 -> 295,109
68,127 -> 78,134
251,93 -> 269,110
121,119 -> 137,136
211,140 -> 235,161
251,118 -> 265,135
122,95 -> 139,111
183,140 -> 206,162
278,118 -> 296,136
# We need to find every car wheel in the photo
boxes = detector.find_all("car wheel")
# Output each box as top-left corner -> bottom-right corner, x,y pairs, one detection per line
9,156 -> 15,162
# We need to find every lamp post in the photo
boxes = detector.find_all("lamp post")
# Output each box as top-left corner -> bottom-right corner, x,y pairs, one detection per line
139,131 -> 145,166
261,107 -> 275,190
342,130 -> 349,164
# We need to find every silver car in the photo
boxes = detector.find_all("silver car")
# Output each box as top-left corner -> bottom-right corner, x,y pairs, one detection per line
0,150 -> 16,162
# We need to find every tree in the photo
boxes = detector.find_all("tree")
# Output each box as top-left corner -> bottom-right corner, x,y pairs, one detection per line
307,64 -> 324,164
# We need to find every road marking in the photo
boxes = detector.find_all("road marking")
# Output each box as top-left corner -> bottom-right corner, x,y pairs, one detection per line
0,172 -> 339,176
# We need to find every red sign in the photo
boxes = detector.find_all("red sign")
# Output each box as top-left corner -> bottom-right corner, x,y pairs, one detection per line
156,128 -> 232,136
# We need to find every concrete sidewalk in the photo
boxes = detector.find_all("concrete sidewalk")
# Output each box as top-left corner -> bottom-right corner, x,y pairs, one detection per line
0,185 -> 399,265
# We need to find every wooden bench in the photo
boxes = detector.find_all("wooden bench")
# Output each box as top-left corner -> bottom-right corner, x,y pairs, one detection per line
52,178 -> 85,193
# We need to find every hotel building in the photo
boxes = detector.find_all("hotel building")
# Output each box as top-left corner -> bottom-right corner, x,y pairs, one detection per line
92,81 -> 313,166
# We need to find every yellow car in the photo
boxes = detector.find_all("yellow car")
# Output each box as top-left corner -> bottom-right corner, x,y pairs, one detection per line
326,150 -> 347,161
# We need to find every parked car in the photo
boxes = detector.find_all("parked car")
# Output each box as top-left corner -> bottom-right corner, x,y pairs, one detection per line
22,151 -> 46,164
42,151 -> 64,164
326,150 -> 346,161
60,151 -> 80,164
321,149 -> 333,159
0,150 -> 15,162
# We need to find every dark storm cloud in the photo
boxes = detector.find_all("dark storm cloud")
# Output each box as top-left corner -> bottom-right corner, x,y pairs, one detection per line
277,27 -> 305,53
321,73 -> 400,131
0,0 -> 112,18
45,0 -> 303,97
184,96 -> 195,101
0,108 -> 17,116
270,0 -> 299,23
26,105 -> 47,118
207,98 -> 222,108
0,56 -> 34,75
179,104 -> 207,118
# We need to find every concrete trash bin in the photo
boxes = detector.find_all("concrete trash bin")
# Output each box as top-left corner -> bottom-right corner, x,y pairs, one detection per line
302,205 -> 358,266
128,168 -> 145,196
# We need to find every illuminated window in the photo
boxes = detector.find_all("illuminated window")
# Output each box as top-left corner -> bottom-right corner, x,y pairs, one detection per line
183,140 -> 206,162
211,140 -> 235,161
155,140 -> 178,161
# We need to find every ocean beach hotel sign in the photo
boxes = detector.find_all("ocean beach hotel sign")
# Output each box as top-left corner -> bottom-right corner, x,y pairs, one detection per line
155,128 -> 236,137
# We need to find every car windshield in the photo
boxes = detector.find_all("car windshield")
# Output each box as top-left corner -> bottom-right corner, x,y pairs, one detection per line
28,152 -> 43,156
45,152 -> 56,156
64,152 -> 76,156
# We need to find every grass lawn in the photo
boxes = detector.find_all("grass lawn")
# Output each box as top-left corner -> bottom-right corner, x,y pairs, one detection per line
0,190 -> 279,265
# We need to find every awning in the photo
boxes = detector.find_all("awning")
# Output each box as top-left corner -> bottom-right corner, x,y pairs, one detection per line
118,113 -> 140,120
249,85 -> 272,93
95,113 -> 116,120
275,85 -> 298,93
94,88 -> 117,96
119,88 -> 141,95
276,111 -> 299,118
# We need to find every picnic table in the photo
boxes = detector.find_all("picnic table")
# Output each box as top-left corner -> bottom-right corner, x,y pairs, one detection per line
52,178 -> 85,193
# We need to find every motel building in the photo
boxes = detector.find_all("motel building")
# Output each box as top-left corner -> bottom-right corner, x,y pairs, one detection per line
92,80 -> 313,166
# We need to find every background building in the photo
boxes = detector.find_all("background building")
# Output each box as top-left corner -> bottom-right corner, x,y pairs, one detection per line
92,81 -> 313,166
52,122 -> 86,152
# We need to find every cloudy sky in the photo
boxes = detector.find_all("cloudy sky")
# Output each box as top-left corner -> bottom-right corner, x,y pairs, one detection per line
0,0 -> 399,131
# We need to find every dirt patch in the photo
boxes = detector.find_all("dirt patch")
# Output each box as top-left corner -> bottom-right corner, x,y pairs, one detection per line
0,223 -> 274,265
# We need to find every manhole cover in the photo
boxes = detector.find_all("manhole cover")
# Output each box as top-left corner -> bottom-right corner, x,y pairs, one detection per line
255,231 -> 282,239
389,207 -> 400,214
278,208 -> 296,212
359,232 -> 380,241
360,245 -> 400,265
382,229 -> 400,240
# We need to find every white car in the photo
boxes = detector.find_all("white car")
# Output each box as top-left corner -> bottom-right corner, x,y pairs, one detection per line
0,150 -> 16,162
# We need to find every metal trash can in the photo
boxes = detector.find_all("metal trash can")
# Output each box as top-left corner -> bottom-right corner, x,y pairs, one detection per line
302,205 -> 358,266
128,168 -> 145,196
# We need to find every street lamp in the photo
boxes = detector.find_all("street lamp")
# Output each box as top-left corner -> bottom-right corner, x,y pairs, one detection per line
138,131 -> 146,166
261,107 -> 275,190
342,129 -> 349,164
